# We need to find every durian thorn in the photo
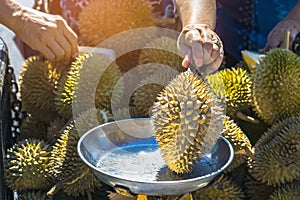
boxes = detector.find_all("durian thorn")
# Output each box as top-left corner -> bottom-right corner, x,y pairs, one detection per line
87,191 -> 93,200
65,167 -> 90,185
235,111 -> 259,124
47,182 -> 63,198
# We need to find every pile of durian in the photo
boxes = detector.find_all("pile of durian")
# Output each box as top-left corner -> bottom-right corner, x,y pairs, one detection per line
3,1 -> 300,199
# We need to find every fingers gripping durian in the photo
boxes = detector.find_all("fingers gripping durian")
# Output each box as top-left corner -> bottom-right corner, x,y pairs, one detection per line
4,139 -> 53,191
252,48 -> 300,124
250,117 -> 300,186
151,70 -> 225,173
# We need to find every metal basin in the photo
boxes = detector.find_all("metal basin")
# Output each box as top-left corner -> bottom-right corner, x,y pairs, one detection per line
77,118 -> 234,196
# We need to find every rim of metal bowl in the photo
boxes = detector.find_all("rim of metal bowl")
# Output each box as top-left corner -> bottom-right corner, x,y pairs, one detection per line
77,118 -> 234,185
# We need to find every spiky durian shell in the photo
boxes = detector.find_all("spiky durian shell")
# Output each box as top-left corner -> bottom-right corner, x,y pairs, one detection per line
19,116 -> 49,140
19,55 -> 67,121
18,190 -> 46,200
78,0 -> 154,47
192,176 -> 245,200
151,70 -> 225,173
46,117 -> 68,145
55,53 -> 122,119
132,66 -> 180,117
138,36 -> 185,74
50,108 -> 111,196
222,117 -> 253,172
270,180 -> 300,200
4,139 -> 53,191
207,67 -> 252,118
250,117 -> 300,186
252,48 -> 300,124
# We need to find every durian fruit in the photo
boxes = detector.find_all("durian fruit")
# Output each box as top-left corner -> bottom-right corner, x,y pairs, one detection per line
55,53 -> 122,119
252,48 -> 300,124
19,55 -> 68,121
249,117 -> 300,186
151,70 -> 225,173
46,117 -> 69,145
4,139 -> 53,191
18,190 -> 46,200
138,36 -> 185,74
192,175 -> 245,200
132,66 -> 180,117
49,108 -> 111,197
207,67 -> 252,118
269,180 -> 300,200
78,0 -> 154,47
221,117 -> 253,172
19,116 -> 49,141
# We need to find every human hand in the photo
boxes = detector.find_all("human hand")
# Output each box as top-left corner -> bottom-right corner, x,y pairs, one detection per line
262,18 -> 300,51
13,6 -> 78,63
177,24 -> 224,74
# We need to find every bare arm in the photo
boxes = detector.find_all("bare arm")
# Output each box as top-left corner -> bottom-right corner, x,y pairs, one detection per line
0,0 -> 78,63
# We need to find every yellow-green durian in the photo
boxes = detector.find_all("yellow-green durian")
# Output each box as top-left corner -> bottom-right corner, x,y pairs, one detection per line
133,66 -> 180,117
222,117 -> 253,172
270,180 -> 300,200
252,48 -> 300,124
50,108 -> 111,196
151,70 -> 225,173
19,116 -> 49,140
19,55 -> 68,121
192,176 -> 245,200
207,67 -> 252,118
4,139 -> 53,191
250,117 -> 300,186
55,53 -> 122,119
78,0 -> 154,47
18,190 -> 46,200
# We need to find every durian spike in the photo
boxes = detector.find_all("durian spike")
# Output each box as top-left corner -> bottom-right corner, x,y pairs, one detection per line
235,110 -> 260,124
47,182 -> 62,198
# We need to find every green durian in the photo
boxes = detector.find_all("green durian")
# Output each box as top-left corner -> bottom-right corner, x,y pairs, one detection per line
18,190 -> 46,200
250,117 -> 300,186
270,180 -> 300,200
78,0 -> 154,47
252,48 -> 300,124
207,67 -> 252,118
4,139 -> 53,191
49,108 -> 111,196
19,55 -> 68,121
222,117 -> 253,172
192,176 -> 245,200
46,117 -> 69,145
151,70 -> 225,173
19,116 -> 49,141
55,53 -> 123,119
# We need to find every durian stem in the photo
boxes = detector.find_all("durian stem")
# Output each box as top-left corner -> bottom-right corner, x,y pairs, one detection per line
235,111 -> 259,124
87,191 -> 93,200
47,182 -> 63,198
283,30 -> 290,50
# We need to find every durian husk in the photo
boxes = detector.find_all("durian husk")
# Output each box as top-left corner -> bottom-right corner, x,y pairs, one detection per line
207,67 -> 252,118
249,117 -> 300,186
4,139 -> 53,191
222,117 -> 253,172
132,66 -> 180,117
19,55 -> 68,121
151,70 -> 225,173
19,116 -> 49,141
49,108 -> 111,196
252,48 -> 300,124
55,53 -> 123,119
46,117 -> 69,145
269,180 -> 300,200
192,175 -> 245,200
18,190 -> 46,200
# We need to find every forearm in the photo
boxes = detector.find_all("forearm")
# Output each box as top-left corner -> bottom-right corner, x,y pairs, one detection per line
0,0 -> 25,33
173,0 -> 216,30
286,0 -> 300,20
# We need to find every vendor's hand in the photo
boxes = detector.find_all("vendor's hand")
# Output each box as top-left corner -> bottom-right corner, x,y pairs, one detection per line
13,6 -> 78,63
262,18 -> 300,51
177,24 -> 224,74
